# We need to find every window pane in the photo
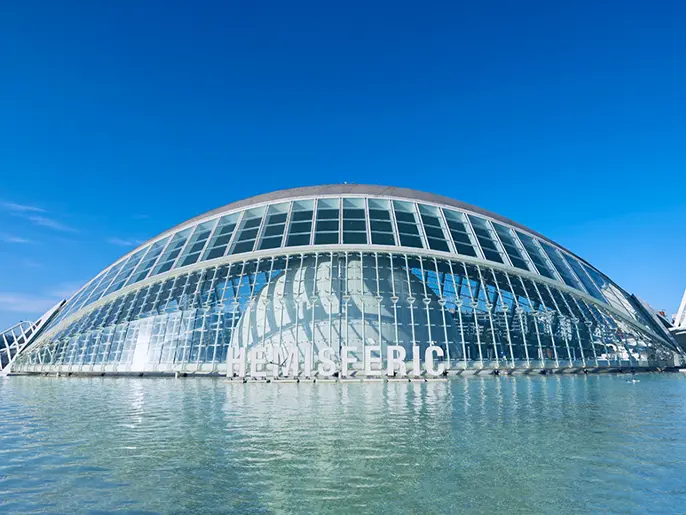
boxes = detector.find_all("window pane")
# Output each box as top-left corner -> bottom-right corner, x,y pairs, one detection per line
103,248 -> 148,296
539,241 -> 582,289
492,222 -> 530,271
314,232 -> 338,245
562,254 -> 606,303
151,228 -> 193,277
399,235 -> 423,248
318,209 -> 339,220
287,233 -> 311,246
369,199 -> 396,247
201,213 -> 239,261
343,208 -> 365,219
229,207 -> 265,255
419,204 -> 450,253
468,215 -> 505,264
83,261 -> 128,307
268,213 -> 287,224
342,198 -> 367,245
455,242 -> 477,256
369,209 -> 390,220
286,201 -> 314,247
316,220 -> 339,232
232,241 -> 256,254
343,232 -> 367,244
263,225 -> 285,237
427,238 -> 450,252
292,211 -> 313,221
343,219 -> 366,231
289,221 -> 312,234
516,231 -> 557,280
256,202 -> 289,251
259,236 -> 282,250
442,209 -> 478,257
126,236 -> 171,286
395,201 -> 424,247
395,211 -> 415,223
397,222 -> 420,236
177,221 -> 216,268
370,220 -> 393,233
371,232 -> 395,245
423,225 -> 444,239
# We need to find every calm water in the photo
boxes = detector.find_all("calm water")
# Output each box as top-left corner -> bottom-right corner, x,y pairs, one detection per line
1,374 -> 686,514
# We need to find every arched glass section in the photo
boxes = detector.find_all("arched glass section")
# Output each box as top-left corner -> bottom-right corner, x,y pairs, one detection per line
14,252 -> 677,376
14,186 -> 679,375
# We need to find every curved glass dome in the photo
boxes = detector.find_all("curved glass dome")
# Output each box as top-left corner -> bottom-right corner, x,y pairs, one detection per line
13,185 -> 682,377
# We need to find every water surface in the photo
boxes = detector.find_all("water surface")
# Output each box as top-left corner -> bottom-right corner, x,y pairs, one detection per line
2,374 -> 686,514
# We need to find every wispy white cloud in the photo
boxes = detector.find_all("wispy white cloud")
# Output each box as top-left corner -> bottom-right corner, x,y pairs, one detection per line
0,201 -> 46,213
0,233 -> 34,244
1,201 -> 77,233
21,259 -> 43,269
107,237 -> 145,247
26,215 -> 77,233
0,293 -> 58,314
0,282 -> 84,317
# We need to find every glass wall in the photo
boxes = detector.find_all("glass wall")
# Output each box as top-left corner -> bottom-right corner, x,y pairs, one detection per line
15,252 -> 674,375
35,195 -> 668,348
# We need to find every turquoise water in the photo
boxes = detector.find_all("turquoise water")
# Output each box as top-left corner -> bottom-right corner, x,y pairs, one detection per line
1,374 -> 686,514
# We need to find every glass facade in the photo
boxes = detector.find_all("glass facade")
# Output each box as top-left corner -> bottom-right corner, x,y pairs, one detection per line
12,186 -> 681,376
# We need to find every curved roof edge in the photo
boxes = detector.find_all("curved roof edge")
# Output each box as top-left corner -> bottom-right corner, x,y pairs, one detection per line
106,184 -> 600,282
171,183 -> 560,247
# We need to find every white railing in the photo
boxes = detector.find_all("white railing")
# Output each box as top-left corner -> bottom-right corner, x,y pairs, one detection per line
0,301 -> 65,376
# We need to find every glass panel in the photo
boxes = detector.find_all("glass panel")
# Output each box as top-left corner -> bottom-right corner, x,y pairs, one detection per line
442,209 -> 478,257
13,250 -> 677,374
230,207 -> 266,255
369,200 -> 397,246
287,233 -> 311,246
126,236 -> 171,286
286,200 -> 314,247
177,221 -> 216,268
581,264 -> 649,325
81,260 -> 128,308
103,248 -> 148,297
314,198 -> 340,245
51,272 -> 107,326
538,241 -> 583,290
263,225 -> 284,237
467,215 -> 506,264
516,231 -> 557,280
202,213 -> 240,261
258,202 -> 289,250
491,222 -> 530,271
151,228 -> 193,277
342,198 -> 367,244
289,221 -> 312,233
314,232 -> 338,245
317,220 -> 339,232
418,204 -> 450,252
562,254 -> 606,303
393,200 -> 424,249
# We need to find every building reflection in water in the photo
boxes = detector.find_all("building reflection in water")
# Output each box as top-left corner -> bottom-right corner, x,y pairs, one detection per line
1,375 -> 681,514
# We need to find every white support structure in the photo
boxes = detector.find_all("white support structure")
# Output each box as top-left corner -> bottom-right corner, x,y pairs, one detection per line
0,301 -> 65,376
674,289 -> 686,329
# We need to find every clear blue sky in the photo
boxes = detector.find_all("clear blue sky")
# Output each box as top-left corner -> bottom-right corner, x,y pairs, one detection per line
1,0 -> 685,329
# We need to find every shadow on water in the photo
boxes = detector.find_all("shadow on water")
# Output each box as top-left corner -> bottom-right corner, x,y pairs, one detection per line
1,374 -> 686,514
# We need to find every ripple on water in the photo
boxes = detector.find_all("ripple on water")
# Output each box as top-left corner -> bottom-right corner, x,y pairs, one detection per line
1,375 -> 686,514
